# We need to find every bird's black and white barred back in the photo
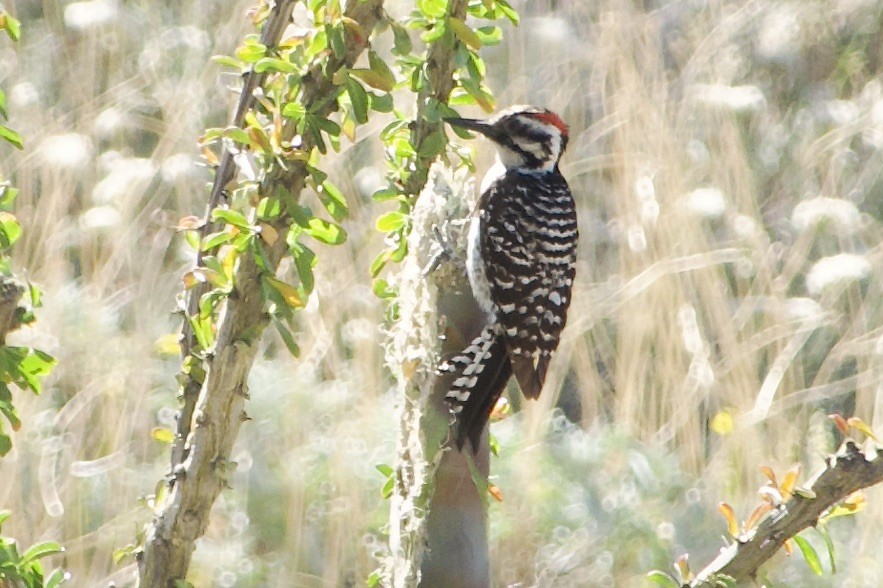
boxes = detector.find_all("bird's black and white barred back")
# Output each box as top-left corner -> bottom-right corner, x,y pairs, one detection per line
439,106 -> 578,452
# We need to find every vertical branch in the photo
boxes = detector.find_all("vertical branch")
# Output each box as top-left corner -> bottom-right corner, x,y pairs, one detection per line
139,1 -> 384,585
385,167 -> 491,588
172,0 -> 296,470
383,1 -> 496,585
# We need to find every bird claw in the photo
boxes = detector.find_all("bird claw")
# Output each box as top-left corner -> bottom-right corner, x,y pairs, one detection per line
421,224 -> 456,277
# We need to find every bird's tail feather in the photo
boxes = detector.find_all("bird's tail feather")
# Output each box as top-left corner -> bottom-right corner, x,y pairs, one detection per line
439,325 -> 512,452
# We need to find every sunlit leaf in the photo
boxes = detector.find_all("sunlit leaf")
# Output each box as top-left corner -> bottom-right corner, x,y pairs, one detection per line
718,502 -> 739,538
759,465 -> 778,489
305,217 -> 347,245
417,0 -> 447,18
317,180 -> 348,221
793,535 -> 823,575
0,11 -> 21,42
254,57 -> 298,73
847,416 -> 878,441
201,231 -> 235,251
235,39 -> 267,63
20,540 -> 64,566
816,522 -> 836,573
265,277 -> 305,309
375,211 -> 407,232
745,502 -> 773,530
448,17 -> 482,50
0,124 -> 23,150
372,278 -> 396,299
780,465 -> 800,499
212,54 -> 243,69
211,208 -> 252,229
0,211 -> 22,247
153,334 -> 181,357
151,427 -> 175,444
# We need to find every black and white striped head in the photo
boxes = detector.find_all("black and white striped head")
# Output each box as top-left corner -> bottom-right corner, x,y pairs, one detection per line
446,105 -> 569,173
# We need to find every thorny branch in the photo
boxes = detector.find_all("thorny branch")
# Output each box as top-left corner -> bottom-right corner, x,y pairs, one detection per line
691,440 -> 883,586
139,1 -> 384,586
173,0 -> 298,470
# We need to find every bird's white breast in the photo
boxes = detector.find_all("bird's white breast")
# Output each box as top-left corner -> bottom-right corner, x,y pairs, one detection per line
467,212 -> 496,321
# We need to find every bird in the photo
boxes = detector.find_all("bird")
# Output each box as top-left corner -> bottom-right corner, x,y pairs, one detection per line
439,105 -> 578,452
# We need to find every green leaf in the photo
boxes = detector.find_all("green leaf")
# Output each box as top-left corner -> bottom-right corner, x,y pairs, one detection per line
417,0 -> 447,19
793,534 -> 823,576
375,463 -> 394,477
475,26 -> 503,46
350,69 -> 393,93
326,23 -> 346,59
0,432 -> 10,457
370,50 -> 396,90
448,17 -> 482,50
421,21 -> 447,44
317,180 -> 348,221
391,23 -> 412,56
305,218 -> 347,245
375,211 -> 407,232
496,0 -> 520,25
223,126 -> 252,146
370,249 -> 392,278
368,92 -> 393,113
112,544 -> 137,565
264,277 -> 305,309
254,57 -> 298,73
17,349 -> 56,394
257,196 -> 282,220
645,571 -> 680,587
201,231 -> 235,251
211,208 -> 252,229
372,187 -> 401,202
274,319 -> 301,357
381,477 -> 394,499
346,78 -> 369,124
281,102 -> 306,121
211,54 -> 243,69
45,568 -> 67,588
417,129 -> 446,158
235,39 -> 267,63
0,124 -> 23,150
20,540 -> 63,566
292,244 -> 316,295
0,212 -> 22,247
816,523 -> 836,574
372,278 -> 396,299
0,11 -> 21,42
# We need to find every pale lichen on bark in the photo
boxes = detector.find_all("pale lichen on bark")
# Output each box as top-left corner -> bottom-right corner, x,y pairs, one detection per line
384,166 -> 491,587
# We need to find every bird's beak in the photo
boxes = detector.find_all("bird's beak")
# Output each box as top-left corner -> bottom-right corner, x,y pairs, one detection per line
444,117 -> 496,138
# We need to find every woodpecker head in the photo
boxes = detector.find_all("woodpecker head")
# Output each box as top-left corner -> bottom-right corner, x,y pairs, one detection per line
446,105 -> 569,173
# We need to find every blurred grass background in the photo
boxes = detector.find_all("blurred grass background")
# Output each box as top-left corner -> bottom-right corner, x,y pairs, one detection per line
0,0 -> 882,586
